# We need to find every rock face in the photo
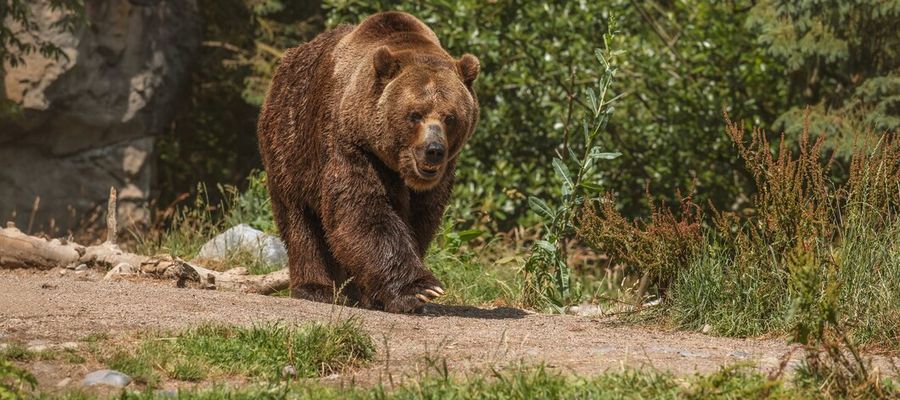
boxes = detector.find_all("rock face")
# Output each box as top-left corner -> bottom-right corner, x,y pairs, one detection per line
0,0 -> 200,232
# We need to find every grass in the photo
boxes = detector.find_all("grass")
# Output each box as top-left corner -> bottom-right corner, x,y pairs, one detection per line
134,171 -> 282,274
426,220 -> 524,307
40,363 -> 899,399
94,320 -> 374,388
1,358 -> 36,399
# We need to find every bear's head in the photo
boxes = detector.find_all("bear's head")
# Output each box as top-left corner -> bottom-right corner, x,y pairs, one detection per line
372,47 -> 479,191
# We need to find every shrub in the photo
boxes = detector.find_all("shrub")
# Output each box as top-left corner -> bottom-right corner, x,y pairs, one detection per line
671,116 -> 899,349
578,193 -> 702,299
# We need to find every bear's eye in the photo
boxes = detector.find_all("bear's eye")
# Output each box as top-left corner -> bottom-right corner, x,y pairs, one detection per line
409,112 -> 423,123
444,114 -> 457,125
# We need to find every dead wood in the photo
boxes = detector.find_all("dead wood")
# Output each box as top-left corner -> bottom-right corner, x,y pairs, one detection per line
0,224 -> 288,295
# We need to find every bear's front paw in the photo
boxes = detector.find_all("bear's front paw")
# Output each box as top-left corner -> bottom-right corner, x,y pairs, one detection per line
384,277 -> 445,314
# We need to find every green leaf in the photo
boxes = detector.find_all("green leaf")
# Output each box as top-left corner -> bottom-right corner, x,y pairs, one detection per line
456,229 -> 483,242
582,119 -> 590,144
567,147 -> 580,163
581,181 -> 605,192
535,240 -> 557,253
553,158 -> 573,188
528,196 -> 555,220
595,48 -> 607,68
586,87 -> 598,115
589,148 -> 622,160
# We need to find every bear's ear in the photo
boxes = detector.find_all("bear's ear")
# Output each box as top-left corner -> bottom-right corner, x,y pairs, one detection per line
457,54 -> 480,87
373,46 -> 400,82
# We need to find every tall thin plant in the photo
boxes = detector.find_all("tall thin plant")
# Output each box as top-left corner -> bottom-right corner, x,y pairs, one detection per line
523,17 -> 622,310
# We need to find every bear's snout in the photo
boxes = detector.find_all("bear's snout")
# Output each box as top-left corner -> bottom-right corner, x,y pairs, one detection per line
420,123 -> 447,168
424,142 -> 445,165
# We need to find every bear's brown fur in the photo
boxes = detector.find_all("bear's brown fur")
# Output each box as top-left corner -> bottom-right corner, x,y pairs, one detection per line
257,12 -> 480,313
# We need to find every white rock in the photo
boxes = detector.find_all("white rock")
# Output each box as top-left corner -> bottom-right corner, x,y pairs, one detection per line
198,224 -> 286,266
566,303 -> 604,317
103,263 -> 136,280
82,369 -> 132,387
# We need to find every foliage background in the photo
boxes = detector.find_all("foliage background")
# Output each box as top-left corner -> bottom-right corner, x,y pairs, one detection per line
154,0 -> 896,232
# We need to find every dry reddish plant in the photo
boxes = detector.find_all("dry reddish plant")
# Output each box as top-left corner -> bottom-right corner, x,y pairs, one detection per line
578,191 -> 702,296
717,111 -> 835,256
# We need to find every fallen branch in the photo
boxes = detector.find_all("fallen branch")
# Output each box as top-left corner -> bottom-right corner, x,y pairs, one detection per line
0,224 -> 288,295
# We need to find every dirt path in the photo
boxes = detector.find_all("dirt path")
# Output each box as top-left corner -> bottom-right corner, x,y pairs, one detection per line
1,269 -> 892,391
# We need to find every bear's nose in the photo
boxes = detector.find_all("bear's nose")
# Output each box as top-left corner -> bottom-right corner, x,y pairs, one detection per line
424,141 -> 446,165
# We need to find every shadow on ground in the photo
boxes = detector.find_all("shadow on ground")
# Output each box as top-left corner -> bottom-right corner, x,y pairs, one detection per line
422,304 -> 530,319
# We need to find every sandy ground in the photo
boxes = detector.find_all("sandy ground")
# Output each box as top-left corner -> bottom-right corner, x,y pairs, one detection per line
1,268 -> 895,392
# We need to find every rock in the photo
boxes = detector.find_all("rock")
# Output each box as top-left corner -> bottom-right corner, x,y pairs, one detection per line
566,303 -> 603,317
82,369 -> 132,387
27,344 -> 50,352
56,378 -> 72,387
104,262 -> 136,280
74,264 -> 89,272
198,224 -> 287,266
281,364 -> 297,379
701,324 -> 712,334
642,298 -> 662,307
0,0 -> 200,232
59,341 -> 79,350
730,350 -> 750,359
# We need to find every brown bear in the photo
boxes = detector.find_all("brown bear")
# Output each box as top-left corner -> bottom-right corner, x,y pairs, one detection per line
257,12 -> 480,313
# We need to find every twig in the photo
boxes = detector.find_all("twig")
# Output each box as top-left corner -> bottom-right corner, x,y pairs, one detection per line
106,187 -> 117,244
27,196 -> 40,234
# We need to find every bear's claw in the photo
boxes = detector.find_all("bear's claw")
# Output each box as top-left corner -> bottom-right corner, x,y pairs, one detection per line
415,287 -> 444,304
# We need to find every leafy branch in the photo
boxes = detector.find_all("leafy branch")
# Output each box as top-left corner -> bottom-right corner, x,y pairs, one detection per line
523,17 -> 623,310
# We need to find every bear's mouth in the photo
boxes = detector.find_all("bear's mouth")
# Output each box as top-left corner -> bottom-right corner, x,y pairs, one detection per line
416,163 -> 440,179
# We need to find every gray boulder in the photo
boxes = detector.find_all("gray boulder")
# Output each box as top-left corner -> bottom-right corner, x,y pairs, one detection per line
1,0 -> 200,232
198,224 -> 287,266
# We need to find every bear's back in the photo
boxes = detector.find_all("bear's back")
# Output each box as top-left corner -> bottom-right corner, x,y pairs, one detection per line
350,11 -> 440,47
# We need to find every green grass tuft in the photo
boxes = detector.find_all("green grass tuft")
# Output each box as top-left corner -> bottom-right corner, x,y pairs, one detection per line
97,320 -> 373,388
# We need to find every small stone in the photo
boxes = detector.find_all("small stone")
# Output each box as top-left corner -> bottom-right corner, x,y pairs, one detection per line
678,350 -> 705,358
281,365 -> 297,379
566,304 -> 603,316
59,269 -> 68,276
66,263 -> 84,270
701,324 -> 712,334
82,370 -> 132,387
642,298 -> 662,307
59,342 -> 79,350
56,378 -> 72,387
74,264 -> 89,272
730,351 -> 750,359
28,344 -> 50,352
